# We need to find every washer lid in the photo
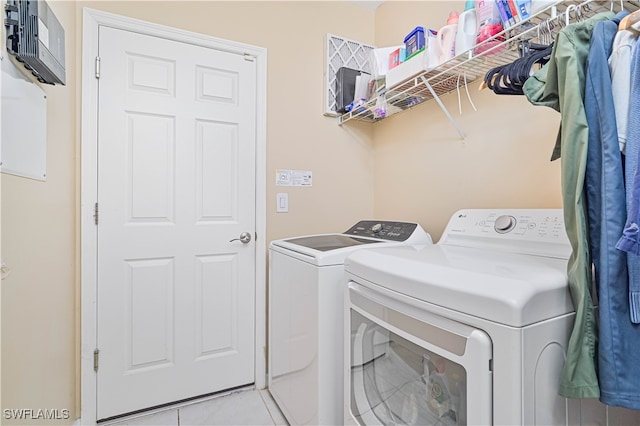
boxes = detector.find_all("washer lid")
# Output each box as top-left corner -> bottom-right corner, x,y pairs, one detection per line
281,234 -> 383,252
345,244 -> 573,327
270,234 -> 390,266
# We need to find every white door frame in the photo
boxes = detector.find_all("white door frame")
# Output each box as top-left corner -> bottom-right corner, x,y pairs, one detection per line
80,8 -> 267,424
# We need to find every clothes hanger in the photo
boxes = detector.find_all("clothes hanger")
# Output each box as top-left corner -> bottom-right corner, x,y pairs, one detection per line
481,39 -> 554,95
619,9 -> 640,33
574,3 -> 585,22
478,19 -> 562,94
539,18 -> 554,46
479,18 -> 554,92
565,4 -> 577,26
611,0 -> 625,11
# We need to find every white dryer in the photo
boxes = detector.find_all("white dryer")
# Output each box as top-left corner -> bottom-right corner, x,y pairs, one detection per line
344,209 -> 609,425
269,221 -> 432,426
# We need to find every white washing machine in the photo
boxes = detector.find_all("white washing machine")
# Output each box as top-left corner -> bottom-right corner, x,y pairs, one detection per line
344,209 -> 611,425
269,221 -> 432,426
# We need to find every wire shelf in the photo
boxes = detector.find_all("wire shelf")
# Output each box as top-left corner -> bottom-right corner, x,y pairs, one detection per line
338,0 -> 638,125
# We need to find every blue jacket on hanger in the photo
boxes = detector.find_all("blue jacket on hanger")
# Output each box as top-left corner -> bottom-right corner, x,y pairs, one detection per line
585,11 -> 640,411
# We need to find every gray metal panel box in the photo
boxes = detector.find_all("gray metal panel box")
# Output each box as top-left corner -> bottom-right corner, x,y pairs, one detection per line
5,0 -> 66,85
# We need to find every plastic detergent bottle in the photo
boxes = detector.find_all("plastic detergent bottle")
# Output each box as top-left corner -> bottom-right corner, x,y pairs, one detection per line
455,0 -> 478,56
474,0 -> 504,54
438,11 -> 459,64
427,357 -> 452,417
425,29 -> 441,69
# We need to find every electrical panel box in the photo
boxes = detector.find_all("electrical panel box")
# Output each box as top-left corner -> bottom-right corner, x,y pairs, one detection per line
4,0 -> 66,85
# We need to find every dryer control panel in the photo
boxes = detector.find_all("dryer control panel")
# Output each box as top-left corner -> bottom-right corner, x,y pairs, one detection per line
344,221 -> 419,242
440,209 -> 570,259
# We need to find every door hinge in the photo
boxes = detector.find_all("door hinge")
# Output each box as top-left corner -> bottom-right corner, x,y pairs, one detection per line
243,53 -> 255,62
95,56 -> 101,79
255,232 -> 258,242
93,349 -> 100,372
94,202 -> 99,225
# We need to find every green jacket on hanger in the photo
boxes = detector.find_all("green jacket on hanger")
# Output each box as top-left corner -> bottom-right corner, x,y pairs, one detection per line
523,10 -> 615,399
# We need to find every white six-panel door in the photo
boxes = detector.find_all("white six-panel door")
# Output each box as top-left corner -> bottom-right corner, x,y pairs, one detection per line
96,26 -> 257,419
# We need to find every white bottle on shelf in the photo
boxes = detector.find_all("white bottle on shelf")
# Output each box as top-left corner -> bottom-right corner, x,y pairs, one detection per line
426,29 -> 441,69
455,0 -> 478,56
438,11 -> 459,64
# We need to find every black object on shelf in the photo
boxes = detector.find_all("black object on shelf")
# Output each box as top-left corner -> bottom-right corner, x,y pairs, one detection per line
335,67 -> 365,114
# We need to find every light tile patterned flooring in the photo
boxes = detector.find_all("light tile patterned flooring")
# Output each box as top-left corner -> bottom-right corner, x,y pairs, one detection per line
101,389 -> 288,426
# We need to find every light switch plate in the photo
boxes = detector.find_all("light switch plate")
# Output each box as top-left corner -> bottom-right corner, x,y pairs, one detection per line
276,193 -> 288,213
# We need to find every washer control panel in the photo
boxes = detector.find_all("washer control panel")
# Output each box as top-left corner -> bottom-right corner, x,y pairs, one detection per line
441,209 -> 570,258
344,221 -> 419,242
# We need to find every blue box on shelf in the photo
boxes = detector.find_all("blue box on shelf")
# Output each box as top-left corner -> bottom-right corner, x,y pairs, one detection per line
404,26 -> 425,58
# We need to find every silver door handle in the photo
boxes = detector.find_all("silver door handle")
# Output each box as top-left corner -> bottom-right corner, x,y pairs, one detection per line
229,232 -> 252,244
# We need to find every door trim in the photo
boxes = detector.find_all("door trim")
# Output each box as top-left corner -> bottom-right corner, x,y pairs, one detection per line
80,8 -> 267,424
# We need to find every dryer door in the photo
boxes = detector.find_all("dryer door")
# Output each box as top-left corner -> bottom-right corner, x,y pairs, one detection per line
347,282 -> 493,426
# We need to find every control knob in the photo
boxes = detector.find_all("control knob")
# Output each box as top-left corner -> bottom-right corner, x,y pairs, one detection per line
494,215 -> 516,233
372,223 -> 383,233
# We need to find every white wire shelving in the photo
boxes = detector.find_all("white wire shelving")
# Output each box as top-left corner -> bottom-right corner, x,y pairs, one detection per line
337,0 -> 639,135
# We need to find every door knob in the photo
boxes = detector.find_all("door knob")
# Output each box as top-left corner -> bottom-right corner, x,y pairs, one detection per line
230,232 -> 252,244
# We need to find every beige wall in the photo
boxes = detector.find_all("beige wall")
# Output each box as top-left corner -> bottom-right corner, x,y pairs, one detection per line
373,1 -> 562,241
1,1 -> 375,424
1,0 -> 78,424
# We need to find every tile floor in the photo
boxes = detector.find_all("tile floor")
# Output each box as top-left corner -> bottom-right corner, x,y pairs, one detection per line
101,388 -> 288,426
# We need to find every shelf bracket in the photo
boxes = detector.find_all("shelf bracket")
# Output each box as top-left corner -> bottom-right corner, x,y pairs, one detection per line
419,75 -> 465,139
